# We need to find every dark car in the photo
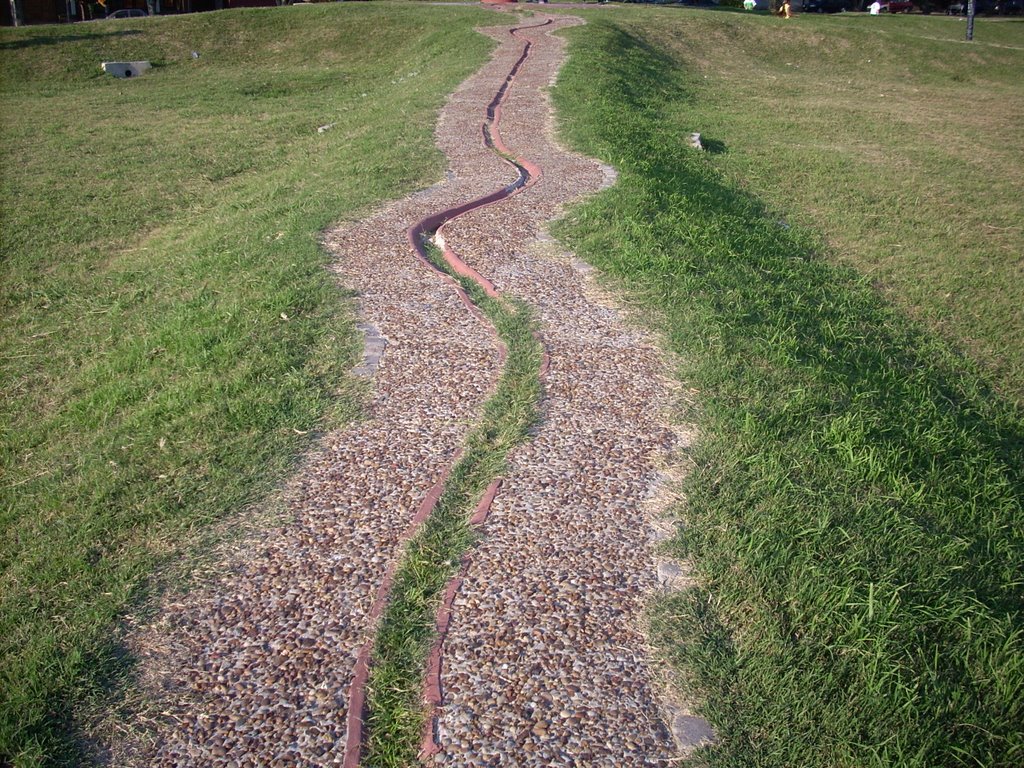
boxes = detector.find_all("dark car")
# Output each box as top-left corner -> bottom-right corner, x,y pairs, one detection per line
947,0 -> 996,12
804,0 -> 849,11
881,0 -> 914,11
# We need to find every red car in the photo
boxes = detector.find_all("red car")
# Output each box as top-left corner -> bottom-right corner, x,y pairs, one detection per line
881,0 -> 914,10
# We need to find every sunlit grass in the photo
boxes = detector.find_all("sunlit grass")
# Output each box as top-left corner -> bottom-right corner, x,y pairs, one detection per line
553,9 -> 1024,767
0,5 -> 498,765
630,9 -> 1024,405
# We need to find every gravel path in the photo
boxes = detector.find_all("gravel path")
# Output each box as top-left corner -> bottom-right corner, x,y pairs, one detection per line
116,24 -> 528,768
115,9 -> 700,767
416,14 -> 687,767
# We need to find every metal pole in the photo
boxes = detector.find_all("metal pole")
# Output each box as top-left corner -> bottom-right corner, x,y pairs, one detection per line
966,0 -> 976,41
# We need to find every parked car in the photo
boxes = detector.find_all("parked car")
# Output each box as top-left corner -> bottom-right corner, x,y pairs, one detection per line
804,0 -> 849,11
881,0 -> 914,11
106,8 -> 148,17
946,0 -> 998,12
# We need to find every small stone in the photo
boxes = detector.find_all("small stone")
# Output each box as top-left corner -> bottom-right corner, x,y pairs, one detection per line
671,715 -> 717,748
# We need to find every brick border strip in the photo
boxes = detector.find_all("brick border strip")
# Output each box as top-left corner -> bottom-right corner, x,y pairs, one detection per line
419,477 -> 505,760
410,17 -> 558,762
342,456 -> 459,768
409,20 -> 551,278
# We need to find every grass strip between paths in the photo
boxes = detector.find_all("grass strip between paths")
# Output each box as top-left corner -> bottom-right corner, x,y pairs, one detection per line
552,16 -> 1024,768
363,242 -> 543,768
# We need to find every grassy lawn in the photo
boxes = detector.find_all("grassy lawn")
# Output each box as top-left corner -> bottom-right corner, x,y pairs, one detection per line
4,4 -> 1023,767
629,9 -> 1024,406
0,5 -> 498,765
553,8 -> 1023,767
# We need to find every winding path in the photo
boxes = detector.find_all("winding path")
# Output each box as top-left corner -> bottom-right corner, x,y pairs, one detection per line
117,10 -> 697,767
408,14 -> 684,767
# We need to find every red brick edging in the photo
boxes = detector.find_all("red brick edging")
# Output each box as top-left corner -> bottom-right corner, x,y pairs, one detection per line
341,16 -> 556,768
413,17 -> 556,762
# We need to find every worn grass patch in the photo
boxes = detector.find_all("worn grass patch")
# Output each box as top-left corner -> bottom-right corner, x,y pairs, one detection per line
0,5 -> 498,765
553,10 -> 1023,768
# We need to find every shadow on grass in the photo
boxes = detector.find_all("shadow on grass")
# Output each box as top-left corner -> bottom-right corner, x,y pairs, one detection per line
701,136 -> 727,153
3,632 -> 140,767
0,30 -> 143,50
555,19 -> 1024,767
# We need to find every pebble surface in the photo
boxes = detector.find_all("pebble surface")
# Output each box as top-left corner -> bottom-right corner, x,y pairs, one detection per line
115,26 -> 521,768
424,15 -> 682,767
113,10 -> 690,767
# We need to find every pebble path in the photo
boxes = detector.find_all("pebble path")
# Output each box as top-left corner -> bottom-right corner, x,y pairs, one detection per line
413,13 -> 685,767
117,9 -> 696,767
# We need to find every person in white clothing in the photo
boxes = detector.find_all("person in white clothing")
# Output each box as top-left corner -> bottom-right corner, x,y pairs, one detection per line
869,0 -> 882,13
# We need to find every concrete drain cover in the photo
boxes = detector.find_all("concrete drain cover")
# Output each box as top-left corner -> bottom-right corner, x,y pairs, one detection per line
101,61 -> 152,78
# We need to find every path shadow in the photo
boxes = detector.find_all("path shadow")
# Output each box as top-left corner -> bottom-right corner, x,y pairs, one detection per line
0,29 -> 142,51
701,136 -> 727,154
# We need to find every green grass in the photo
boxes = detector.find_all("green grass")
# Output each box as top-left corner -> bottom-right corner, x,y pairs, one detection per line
0,5 -> 499,765
5,5 -> 1023,767
363,245 -> 543,768
622,9 -> 1024,405
552,9 -> 1024,767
